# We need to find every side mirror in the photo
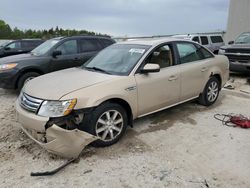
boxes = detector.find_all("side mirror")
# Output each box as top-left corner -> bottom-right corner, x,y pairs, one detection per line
4,46 -> 10,51
141,63 -> 160,73
228,41 -> 234,45
52,50 -> 62,57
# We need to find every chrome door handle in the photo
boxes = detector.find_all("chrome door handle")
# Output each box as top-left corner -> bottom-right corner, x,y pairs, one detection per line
168,75 -> 178,81
201,67 -> 208,72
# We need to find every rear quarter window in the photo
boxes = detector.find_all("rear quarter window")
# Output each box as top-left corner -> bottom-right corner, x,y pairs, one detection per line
101,39 -> 115,48
210,36 -> 224,43
80,39 -> 102,52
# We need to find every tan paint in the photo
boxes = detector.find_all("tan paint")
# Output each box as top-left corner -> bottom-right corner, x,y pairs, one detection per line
16,100 -> 97,158
135,65 -> 180,116
16,100 -> 49,132
16,38 -> 229,158
21,125 -> 97,158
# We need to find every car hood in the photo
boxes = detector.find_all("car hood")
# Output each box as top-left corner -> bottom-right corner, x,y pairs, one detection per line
221,43 -> 250,49
0,53 -> 42,64
23,67 -> 117,100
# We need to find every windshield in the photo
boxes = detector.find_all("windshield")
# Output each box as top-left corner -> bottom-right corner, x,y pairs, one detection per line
82,44 -> 150,75
0,40 -> 12,47
235,32 -> 250,44
31,39 -> 60,55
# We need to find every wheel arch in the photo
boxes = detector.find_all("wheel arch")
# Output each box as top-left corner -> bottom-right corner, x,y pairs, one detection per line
15,68 -> 44,89
99,98 -> 134,127
210,72 -> 222,89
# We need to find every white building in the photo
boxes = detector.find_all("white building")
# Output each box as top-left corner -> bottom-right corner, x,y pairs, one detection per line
225,0 -> 250,43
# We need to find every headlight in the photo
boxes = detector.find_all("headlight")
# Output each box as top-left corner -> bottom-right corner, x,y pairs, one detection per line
218,49 -> 225,54
38,99 -> 77,117
0,63 -> 18,71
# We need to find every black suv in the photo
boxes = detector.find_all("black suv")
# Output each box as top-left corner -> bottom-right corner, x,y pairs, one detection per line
0,39 -> 44,58
219,32 -> 250,73
0,36 -> 115,90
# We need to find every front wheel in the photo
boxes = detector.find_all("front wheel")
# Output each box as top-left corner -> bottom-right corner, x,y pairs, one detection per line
198,77 -> 220,106
82,102 -> 128,147
17,72 -> 40,91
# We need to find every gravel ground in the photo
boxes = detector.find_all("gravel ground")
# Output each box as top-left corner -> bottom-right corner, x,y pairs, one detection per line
0,75 -> 249,188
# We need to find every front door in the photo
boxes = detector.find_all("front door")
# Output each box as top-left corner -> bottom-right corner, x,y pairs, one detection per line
135,44 -> 181,116
4,41 -> 22,56
51,39 -> 82,71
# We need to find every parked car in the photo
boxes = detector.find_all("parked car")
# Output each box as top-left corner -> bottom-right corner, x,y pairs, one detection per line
0,39 -> 44,58
16,38 -> 229,158
218,32 -> 250,73
172,34 -> 225,54
0,36 -> 115,90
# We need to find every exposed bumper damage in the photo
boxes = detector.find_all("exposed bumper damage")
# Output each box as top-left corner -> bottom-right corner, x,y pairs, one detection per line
16,100 -> 97,158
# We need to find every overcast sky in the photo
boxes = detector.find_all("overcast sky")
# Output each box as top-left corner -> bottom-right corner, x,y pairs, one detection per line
0,0 -> 230,37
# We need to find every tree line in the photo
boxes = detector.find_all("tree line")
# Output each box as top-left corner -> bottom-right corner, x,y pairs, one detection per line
0,19 -> 110,39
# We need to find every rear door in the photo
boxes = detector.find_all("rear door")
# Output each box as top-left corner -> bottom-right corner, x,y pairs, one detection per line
51,39 -> 82,71
175,42 -> 214,101
135,43 -> 181,116
20,41 -> 34,53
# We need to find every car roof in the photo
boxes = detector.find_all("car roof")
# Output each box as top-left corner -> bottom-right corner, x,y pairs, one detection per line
117,37 -> 186,46
172,34 -> 223,38
53,35 -> 114,41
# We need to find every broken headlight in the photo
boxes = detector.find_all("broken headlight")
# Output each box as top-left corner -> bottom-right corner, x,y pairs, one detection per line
38,99 -> 77,117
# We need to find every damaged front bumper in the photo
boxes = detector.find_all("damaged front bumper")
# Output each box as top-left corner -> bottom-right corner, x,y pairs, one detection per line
15,100 -> 97,158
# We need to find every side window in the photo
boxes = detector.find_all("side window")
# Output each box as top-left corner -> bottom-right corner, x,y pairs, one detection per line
146,44 -> 173,69
21,41 -> 32,48
56,40 -> 77,55
210,36 -> 224,43
6,42 -> 21,49
176,42 -> 204,64
192,36 -> 200,43
200,36 -> 209,45
80,39 -> 101,52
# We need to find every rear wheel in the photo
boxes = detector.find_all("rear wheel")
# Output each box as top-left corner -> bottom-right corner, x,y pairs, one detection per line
17,72 -> 40,91
82,102 -> 128,147
198,76 -> 220,106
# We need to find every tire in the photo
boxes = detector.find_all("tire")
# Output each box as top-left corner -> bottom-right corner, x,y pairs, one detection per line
17,72 -> 40,91
81,102 -> 128,147
198,76 -> 220,106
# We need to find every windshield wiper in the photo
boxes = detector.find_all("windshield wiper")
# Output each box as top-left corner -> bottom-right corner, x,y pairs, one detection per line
84,66 -> 111,75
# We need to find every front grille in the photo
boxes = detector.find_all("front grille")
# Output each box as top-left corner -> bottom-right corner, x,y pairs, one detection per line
19,93 -> 43,113
226,48 -> 250,54
225,54 -> 250,63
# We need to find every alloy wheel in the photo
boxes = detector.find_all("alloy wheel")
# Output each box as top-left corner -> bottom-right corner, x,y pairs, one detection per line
207,81 -> 219,102
95,110 -> 124,142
